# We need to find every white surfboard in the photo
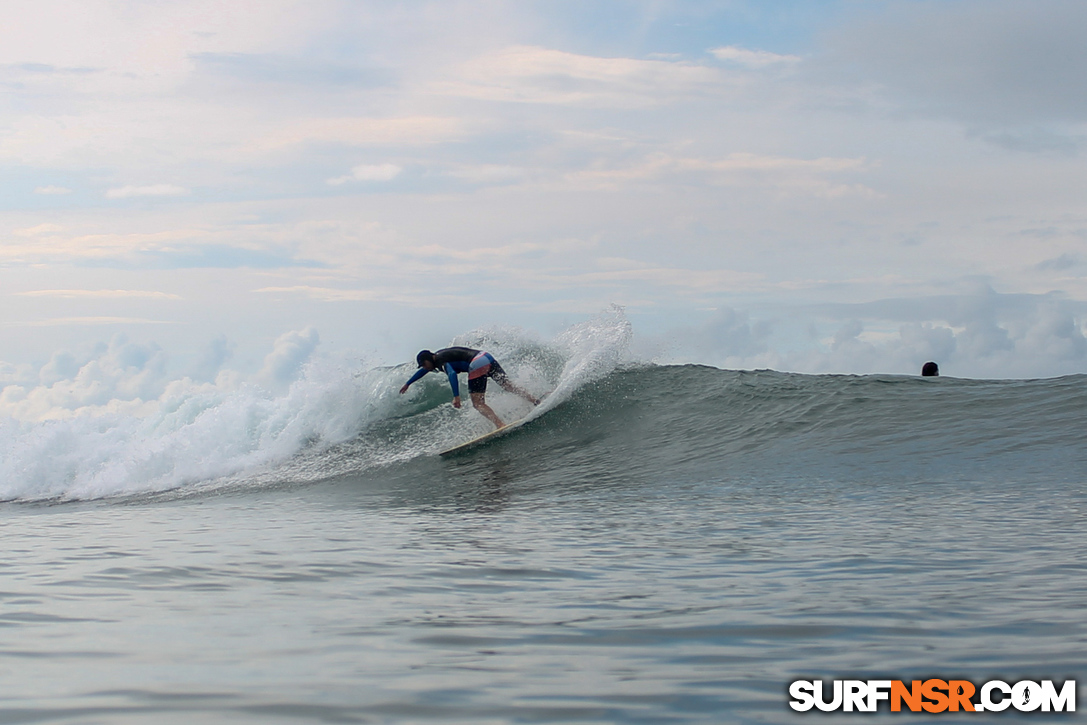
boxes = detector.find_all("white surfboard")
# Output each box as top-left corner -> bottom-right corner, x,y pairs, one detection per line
438,418 -> 529,456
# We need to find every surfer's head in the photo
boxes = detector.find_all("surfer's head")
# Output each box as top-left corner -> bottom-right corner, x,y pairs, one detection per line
416,349 -> 436,370
921,361 -> 939,377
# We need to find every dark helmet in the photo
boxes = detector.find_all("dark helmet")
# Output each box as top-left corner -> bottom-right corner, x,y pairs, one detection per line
921,361 -> 939,377
416,350 -> 435,367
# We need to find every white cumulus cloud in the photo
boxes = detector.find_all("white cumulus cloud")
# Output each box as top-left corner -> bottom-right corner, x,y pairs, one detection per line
327,163 -> 402,185
257,327 -> 320,389
105,184 -> 189,199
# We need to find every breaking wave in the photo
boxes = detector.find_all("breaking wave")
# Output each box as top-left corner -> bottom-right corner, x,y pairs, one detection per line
0,308 -> 633,501
3,304 -> 1084,503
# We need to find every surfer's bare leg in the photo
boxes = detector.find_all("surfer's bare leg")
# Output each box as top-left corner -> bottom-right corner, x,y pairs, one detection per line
495,377 -> 540,406
470,392 -> 505,428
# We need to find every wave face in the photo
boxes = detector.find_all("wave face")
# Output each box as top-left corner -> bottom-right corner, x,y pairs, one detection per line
502,366 -> 1087,490
2,309 -> 1083,501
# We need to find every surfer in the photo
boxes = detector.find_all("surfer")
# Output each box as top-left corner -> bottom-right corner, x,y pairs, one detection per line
399,347 -> 540,428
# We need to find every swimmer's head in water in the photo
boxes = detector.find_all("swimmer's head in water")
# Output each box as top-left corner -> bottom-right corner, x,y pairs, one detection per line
921,361 -> 939,377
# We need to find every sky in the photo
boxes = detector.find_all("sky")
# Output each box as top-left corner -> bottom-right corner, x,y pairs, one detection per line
2,0 -> 1086,419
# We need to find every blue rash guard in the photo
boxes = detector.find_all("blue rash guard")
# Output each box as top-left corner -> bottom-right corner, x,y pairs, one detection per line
403,346 -> 481,398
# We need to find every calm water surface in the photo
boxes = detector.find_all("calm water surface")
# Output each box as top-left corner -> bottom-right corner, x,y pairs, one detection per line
2,462 -> 1084,723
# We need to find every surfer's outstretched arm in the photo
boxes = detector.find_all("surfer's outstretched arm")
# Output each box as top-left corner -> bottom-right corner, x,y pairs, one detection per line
400,367 -> 428,394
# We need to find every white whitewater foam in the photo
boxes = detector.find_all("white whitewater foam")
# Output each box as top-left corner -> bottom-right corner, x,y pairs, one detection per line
537,304 -> 633,415
0,357 -> 394,501
0,309 -> 634,501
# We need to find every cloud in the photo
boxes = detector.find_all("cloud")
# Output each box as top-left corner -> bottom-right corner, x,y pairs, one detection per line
977,127 -> 1080,156
0,327 -> 327,424
34,185 -> 72,195
542,265 -> 766,293
0,220 -> 317,268
671,307 -> 774,364
16,289 -> 182,299
0,1 -> 1084,387
827,0 -> 1087,128
567,152 -> 878,197
13,223 -> 64,236
438,45 -> 725,107
256,326 -> 320,389
188,334 -> 234,383
1036,254 -> 1077,272
327,163 -> 402,185
799,287 -> 1087,377
442,164 -> 525,185
254,286 -> 383,302
0,334 -> 169,420
253,117 -> 464,150
252,283 -> 510,309
0,227 -> 189,264
0,0 -> 319,89
13,317 -> 177,327
38,350 -> 81,386
408,240 -> 551,262
1,62 -> 97,77
0,325 -> 330,428
644,279 -> 1087,378
0,360 -> 35,388
191,52 -> 393,89
710,46 -> 801,68
135,245 -> 320,270
106,184 -> 189,199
